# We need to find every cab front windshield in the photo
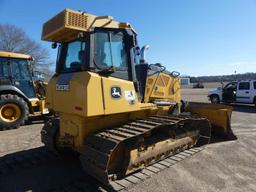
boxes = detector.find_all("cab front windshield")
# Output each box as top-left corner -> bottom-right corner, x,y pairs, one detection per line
0,58 -> 32,80
94,30 -> 129,70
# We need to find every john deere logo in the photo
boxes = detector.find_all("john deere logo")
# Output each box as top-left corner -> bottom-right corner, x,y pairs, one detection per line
111,86 -> 122,99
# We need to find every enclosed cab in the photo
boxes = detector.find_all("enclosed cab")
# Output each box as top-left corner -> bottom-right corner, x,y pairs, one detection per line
0,51 -> 48,130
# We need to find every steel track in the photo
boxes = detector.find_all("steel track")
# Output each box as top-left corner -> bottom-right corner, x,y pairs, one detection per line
80,115 -> 211,186
38,114 -> 211,191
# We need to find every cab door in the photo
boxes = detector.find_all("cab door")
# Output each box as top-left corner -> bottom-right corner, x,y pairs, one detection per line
10,58 -> 36,98
236,81 -> 251,103
93,29 -> 140,114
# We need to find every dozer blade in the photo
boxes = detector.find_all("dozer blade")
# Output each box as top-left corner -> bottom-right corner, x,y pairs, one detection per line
79,115 -> 211,186
185,102 -> 237,140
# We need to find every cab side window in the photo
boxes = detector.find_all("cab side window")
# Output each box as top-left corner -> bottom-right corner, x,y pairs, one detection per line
0,58 -> 9,78
10,59 -> 31,81
94,31 -> 128,70
238,82 -> 250,90
254,81 -> 256,89
63,41 -> 87,72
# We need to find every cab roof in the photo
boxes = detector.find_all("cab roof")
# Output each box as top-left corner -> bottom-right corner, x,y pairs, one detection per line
0,51 -> 33,60
42,9 -> 134,43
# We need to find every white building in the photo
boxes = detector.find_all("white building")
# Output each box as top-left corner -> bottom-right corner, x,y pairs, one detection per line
180,77 -> 190,85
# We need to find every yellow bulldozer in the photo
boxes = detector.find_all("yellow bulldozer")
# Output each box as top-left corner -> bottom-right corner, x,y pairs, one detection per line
0,51 -> 48,130
41,9 -> 236,186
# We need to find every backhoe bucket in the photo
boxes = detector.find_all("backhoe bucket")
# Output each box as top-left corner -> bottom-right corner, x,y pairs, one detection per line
185,102 -> 237,140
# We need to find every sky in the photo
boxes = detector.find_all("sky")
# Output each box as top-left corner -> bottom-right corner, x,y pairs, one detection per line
0,0 -> 256,76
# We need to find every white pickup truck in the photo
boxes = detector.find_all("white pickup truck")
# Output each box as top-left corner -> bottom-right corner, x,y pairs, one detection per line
208,80 -> 256,106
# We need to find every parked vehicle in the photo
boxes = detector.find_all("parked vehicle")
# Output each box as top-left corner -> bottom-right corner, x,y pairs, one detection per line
0,51 -> 48,130
208,80 -> 256,106
193,82 -> 204,88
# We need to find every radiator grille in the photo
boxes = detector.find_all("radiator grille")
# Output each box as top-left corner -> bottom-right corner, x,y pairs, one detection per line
67,11 -> 87,29
42,9 -> 88,42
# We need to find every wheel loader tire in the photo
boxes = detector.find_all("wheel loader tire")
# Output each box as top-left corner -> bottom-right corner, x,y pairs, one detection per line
0,94 -> 29,130
210,95 -> 220,104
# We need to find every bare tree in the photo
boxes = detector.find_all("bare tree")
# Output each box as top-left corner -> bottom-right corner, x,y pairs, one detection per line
0,23 -> 53,75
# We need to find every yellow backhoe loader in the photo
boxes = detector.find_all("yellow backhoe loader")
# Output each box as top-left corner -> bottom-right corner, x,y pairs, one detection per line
0,51 -> 48,130
41,9 -> 236,186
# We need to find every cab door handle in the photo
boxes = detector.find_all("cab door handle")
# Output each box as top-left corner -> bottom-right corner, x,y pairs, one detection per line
245,91 -> 249,94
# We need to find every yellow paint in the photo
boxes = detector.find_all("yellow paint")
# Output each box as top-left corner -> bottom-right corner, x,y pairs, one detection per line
27,99 -> 47,116
156,106 -> 173,115
144,72 -> 181,104
127,134 -> 196,173
0,103 -> 21,123
59,109 -> 156,151
42,9 -> 133,43
35,100 -> 47,114
185,102 -> 233,134
45,69 -> 184,151
30,100 -> 38,107
0,51 -> 32,60
46,71 -> 104,117
45,71 -> 161,151
46,71 -> 153,117
101,76 -> 140,114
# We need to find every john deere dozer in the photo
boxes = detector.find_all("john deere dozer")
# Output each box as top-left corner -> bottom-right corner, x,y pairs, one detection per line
41,9 -> 236,186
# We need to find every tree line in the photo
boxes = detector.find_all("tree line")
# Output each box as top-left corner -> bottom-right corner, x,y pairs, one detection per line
0,23 -> 53,79
189,72 -> 256,83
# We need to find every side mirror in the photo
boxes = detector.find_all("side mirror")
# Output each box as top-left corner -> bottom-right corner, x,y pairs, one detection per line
52,42 -> 58,49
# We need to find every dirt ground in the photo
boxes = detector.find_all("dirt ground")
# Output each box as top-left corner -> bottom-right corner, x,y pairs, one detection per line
0,88 -> 256,192
127,89 -> 256,192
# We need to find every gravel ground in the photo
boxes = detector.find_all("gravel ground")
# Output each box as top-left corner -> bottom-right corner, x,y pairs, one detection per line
0,122 -> 43,157
0,88 -> 255,192
128,89 -> 256,192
